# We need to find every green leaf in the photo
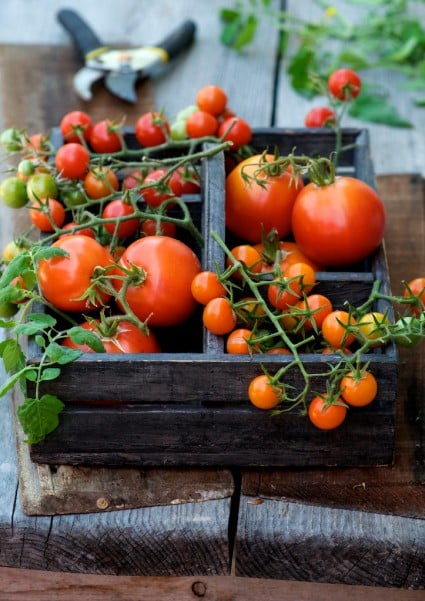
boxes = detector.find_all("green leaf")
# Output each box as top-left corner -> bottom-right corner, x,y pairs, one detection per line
66,326 -> 106,353
14,321 -> 50,336
287,47 -> 319,98
337,49 -> 370,71
232,14 -> 258,51
28,313 -> 57,328
32,246 -> 68,261
17,394 -> 65,444
219,8 -> 239,23
24,369 -> 39,382
1,339 -> 26,373
0,253 -> 32,287
45,341 -> 83,364
414,98 -> 425,107
39,367 -> 61,381
348,90 -> 413,128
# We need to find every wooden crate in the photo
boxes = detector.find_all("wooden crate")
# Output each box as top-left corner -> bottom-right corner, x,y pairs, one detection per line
28,128 -> 398,468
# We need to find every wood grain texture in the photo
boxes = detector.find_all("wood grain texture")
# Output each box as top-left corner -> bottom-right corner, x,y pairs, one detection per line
241,174 -> 425,518
235,497 -> 425,587
2,568 -> 425,601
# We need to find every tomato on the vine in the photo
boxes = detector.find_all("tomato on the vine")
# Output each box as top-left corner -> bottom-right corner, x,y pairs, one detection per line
321,310 -> 356,349
186,111 -> 218,138
89,119 -> 122,153
356,312 -> 390,347
191,270 -> 226,305
141,168 -> 183,208
60,110 -> 93,143
114,236 -> 201,327
328,68 -> 362,101
196,85 -> 227,116
60,222 -> 96,239
340,370 -> 378,407
291,176 -> 386,266
226,328 -> 257,354
403,277 -> 425,316
248,374 -> 283,410
226,154 -> 302,243
37,235 -> 116,312
294,293 -> 333,332
268,261 -> 316,311
304,106 -> 336,128
0,176 -> 29,208
202,297 -> 236,335
55,142 -> 90,180
62,319 -> 160,354
218,116 -> 252,150
84,166 -> 119,199
102,199 -> 140,238
135,111 -> 170,147
140,218 -> 177,238
308,395 -> 347,430
29,197 -> 66,232
227,244 -> 262,279
26,173 -> 58,203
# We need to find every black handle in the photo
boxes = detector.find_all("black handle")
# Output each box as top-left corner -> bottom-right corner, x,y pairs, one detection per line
57,9 -> 104,60
156,20 -> 196,61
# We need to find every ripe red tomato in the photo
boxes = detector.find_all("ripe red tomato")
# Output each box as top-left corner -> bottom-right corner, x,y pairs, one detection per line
304,106 -> 336,128
186,111 -> 218,138
135,111 -> 170,147
102,199 -> 140,238
37,235 -> 116,312
62,319 -> 160,354
196,85 -> 227,116
218,116 -> 252,149
29,197 -> 66,232
291,176 -> 386,266
60,221 -> 96,239
403,277 -> 425,316
226,154 -> 303,243
114,236 -> 201,326
60,110 -> 93,143
248,374 -> 283,410
140,218 -> 177,238
55,143 -> 90,179
308,395 -> 347,430
84,167 -> 119,199
328,68 -> 362,101
141,168 -> 183,208
267,261 -> 316,311
89,119 -> 122,153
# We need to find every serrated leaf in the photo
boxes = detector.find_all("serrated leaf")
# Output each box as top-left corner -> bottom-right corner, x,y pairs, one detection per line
24,369 -> 39,382
220,14 -> 243,47
66,326 -> 106,353
348,90 -> 413,128
45,341 -> 83,364
337,49 -> 370,71
39,367 -> 61,381
28,313 -> 57,328
34,334 -> 46,348
33,246 -> 68,261
14,321 -> 49,336
287,47 -> 318,98
0,253 -> 32,287
232,15 -> 258,51
17,394 -> 64,444
2,339 -> 25,372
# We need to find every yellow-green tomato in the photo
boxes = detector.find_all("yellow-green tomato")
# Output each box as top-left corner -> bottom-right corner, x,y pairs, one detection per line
357,312 -> 390,347
0,176 -> 29,208
2,240 -> 30,262
27,173 -> 58,203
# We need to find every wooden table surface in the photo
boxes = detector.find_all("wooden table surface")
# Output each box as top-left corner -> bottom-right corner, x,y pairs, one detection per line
0,1 -> 425,598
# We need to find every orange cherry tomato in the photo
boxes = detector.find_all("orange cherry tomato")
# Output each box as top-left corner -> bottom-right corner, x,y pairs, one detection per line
191,271 -> 227,305
321,310 -> 356,349
340,370 -> 378,407
308,395 -> 347,430
248,374 -> 283,410
202,297 -> 237,335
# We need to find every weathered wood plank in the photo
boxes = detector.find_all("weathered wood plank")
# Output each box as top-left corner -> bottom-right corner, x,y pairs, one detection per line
235,497 -> 425,588
1,567 -> 425,601
241,174 -> 425,517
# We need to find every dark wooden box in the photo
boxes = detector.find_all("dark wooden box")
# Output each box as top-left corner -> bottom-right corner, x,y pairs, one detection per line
29,128 -> 398,468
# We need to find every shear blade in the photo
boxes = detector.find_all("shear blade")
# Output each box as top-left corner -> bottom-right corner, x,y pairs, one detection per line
73,66 -> 104,101
105,71 -> 138,103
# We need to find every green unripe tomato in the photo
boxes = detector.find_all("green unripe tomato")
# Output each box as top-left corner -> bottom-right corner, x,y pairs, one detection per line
393,315 -> 425,348
176,104 -> 198,122
26,173 -> 58,203
17,159 -> 36,180
170,120 -> 188,141
60,185 -> 87,208
0,128 -> 23,152
0,176 -> 29,208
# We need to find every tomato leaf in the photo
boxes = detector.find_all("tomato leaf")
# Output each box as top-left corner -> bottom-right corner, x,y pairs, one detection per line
17,394 -> 65,444
0,339 -> 26,373
348,89 -> 413,128
39,367 -> 61,381
27,313 -> 57,328
45,341 -> 83,364
33,246 -> 68,261
66,326 -> 106,353
287,47 -> 318,98
0,253 -> 32,286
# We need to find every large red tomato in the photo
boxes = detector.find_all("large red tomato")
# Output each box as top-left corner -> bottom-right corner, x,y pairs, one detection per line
114,236 -> 201,326
37,235 -> 116,312
225,154 -> 303,243
62,319 -> 160,353
291,176 -> 386,266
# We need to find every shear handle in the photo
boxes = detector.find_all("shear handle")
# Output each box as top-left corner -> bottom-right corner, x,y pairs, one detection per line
57,9 -> 104,60
156,20 -> 196,61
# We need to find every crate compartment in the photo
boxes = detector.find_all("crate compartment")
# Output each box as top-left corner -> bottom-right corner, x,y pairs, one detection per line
28,128 -> 398,468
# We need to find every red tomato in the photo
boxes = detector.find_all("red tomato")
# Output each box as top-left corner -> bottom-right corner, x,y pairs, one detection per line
37,235 -> 116,312
254,240 -> 324,273
29,197 -> 66,232
225,154 -> 303,243
267,261 -> 316,311
196,85 -> 227,116
322,310 -> 356,349
140,218 -> 177,238
308,395 -> 347,430
186,111 -> 218,138
55,143 -> 90,179
218,116 -> 252,149
291,176 -> 386,266
141,168 -> 183,208
60,221 -> 96,239
102,199 -> 140,238
84,167 -> 119,200
135,111 -> 170,147
304,106 -> 336,128
60,110 -> 93,143
89,120 -> 122,153
62,319 -> 160,354
328,68 -> 362,101
403,278 -> 425,316
114,236 -> 201,326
